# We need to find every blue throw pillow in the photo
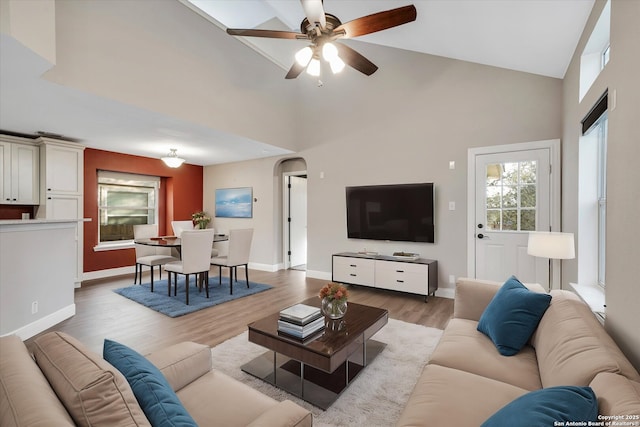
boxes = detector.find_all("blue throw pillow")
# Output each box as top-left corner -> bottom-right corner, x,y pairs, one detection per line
477,276 -> 551,356
103,339 -> 197,427
481,386 -> 599,426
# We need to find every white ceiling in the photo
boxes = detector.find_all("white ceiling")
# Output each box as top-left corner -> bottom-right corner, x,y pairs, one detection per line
186,0 -> 595,79
0,0 -> 594,166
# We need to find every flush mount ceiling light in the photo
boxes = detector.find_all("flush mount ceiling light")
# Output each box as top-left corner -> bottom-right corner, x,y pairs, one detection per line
161,148 -> 185,168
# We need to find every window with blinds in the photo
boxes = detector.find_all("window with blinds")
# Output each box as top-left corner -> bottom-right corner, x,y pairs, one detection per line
97,171 -> 160,244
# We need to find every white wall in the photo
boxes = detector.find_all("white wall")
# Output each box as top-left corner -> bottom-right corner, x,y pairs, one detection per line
562,0 -> 640,368
204,46 -> 562,294
0,221 -> 76,339
43,0 -> 299,153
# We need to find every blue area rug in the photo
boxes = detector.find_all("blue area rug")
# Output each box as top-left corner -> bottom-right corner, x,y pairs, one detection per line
113,276 -> 272,318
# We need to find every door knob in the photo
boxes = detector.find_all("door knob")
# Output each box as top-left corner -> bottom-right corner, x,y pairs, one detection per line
477,233 -> 484,239
477,224 -> 484,229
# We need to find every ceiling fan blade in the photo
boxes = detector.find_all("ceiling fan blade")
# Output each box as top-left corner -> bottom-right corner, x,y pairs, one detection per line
285,62 -> 306,79
334,5 -> 417,39
226,28 -> 304,40
300,0 -> 326,28
335,43 -> 378,76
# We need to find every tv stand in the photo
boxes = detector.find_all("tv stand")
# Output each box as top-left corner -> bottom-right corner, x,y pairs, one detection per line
332,252 -> 438,302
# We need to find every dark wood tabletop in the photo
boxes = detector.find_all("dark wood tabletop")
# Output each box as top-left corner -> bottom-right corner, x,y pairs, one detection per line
248,297 -> 388,373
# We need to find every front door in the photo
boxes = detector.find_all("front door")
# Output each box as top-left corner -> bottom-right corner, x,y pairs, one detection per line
474,148 -> 551,287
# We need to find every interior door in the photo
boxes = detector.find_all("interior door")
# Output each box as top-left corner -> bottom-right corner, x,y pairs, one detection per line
289,176 -> 307,268
475,148 -> 551,286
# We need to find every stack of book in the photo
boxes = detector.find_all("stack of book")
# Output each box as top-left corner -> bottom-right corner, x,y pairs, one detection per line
278,303 -> 324,340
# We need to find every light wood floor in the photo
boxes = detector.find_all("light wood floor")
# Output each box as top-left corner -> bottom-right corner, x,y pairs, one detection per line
25,268 -> 453,355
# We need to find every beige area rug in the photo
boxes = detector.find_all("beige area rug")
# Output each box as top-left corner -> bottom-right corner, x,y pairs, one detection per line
210,318 -> 443,427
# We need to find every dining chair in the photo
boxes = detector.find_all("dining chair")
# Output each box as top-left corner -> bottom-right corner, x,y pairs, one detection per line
172,219 -> 219,257
164,229 -> 215,305
133,224 -> 179,292
210,228 -> 253,295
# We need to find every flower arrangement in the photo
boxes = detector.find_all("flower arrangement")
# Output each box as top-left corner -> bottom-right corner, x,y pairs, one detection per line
319,282 -> 349,319
319,282 -> 349,302
191,211 -> 211,229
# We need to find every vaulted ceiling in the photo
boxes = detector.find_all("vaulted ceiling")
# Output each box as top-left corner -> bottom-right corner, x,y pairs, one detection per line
0,0 -> 594,166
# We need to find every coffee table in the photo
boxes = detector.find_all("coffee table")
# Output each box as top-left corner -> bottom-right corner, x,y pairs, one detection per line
241,297 -> 388,409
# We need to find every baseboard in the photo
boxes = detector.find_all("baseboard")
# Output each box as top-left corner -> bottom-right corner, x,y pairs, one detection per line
83,266 -> 135,282
2,304 -> 76,340
248,262 -> 279,272
435,287 -> 455,299
306,270 -> 333,281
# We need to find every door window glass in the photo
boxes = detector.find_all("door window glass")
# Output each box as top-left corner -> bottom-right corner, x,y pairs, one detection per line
485,161 -> 537,231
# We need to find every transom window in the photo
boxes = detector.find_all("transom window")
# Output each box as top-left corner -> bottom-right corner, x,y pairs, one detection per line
485,161 -> 537,232
97,171 -> 159,244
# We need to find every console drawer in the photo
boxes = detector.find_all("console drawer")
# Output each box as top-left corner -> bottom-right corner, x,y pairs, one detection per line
332,256 -> 375,286
375,261 -> 428,294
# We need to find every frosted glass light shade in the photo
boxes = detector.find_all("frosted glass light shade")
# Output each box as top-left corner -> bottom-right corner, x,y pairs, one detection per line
330,57 -> 345,74
527,232 -> 575,259
322,42 -> 339,61
295,46 -> 313,66
306,58 -> 321,76
161,149 -> 185,168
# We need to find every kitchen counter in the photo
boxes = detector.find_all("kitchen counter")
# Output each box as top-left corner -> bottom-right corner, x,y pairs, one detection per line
0,219 -> 90,339
0,218 -> 90,225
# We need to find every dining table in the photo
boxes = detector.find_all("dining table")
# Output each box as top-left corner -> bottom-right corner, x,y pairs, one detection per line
134,233 -> 229,255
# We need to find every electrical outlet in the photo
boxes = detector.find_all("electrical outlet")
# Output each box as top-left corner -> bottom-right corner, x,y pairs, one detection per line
31,301 -> 38,314
449,275 -> 455,285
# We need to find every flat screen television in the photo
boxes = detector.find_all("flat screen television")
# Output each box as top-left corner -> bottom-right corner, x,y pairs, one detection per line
346,183 -> 434,243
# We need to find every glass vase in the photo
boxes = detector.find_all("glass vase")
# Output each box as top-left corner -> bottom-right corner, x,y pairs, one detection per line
321,297 -> 348,320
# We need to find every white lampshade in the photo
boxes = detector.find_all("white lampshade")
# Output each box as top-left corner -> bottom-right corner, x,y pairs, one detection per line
527,232 -> 575,259
329,56 -> 345,74
322,42 -> 339,61
161,149 -> 185,168
306,58 -> 321,77
295,46 -> 313,66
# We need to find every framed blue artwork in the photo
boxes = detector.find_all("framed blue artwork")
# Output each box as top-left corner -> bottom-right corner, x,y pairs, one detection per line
215,187 -> 253,218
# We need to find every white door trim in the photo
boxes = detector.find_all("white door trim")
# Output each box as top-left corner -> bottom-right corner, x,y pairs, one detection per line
282,170 -> 307,270
467,139 -> 561,283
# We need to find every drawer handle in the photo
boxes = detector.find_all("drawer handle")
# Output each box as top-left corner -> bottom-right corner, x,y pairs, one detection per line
350,264 -> 357,267
396,270 -> 404,273
396,280 -> 404,283
350,273 -> 357,277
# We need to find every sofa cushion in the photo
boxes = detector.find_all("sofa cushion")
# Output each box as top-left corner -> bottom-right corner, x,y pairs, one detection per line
477,276 -> 551,356
396,364 -> 529,427
532,291 -> 640,387
0,335 -> 75,427
590,373 -> 640,417
176,370 -> 282,426
103,339 -> 197,427
32,332 -> 150,427
481,386 -> 598,427
454,277 -> 546,322
429,318 -> 542,390
145,341 -> 212,392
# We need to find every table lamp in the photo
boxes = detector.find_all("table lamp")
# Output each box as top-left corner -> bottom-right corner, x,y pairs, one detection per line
527,232 -> 575,290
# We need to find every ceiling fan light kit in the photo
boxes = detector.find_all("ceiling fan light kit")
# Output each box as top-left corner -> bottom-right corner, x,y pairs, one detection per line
161,148 -> 185,168
226,1 -> 417,80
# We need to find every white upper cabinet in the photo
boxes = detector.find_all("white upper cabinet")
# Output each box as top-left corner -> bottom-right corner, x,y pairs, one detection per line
40,140 -> 84,196
0,139 -> 40,205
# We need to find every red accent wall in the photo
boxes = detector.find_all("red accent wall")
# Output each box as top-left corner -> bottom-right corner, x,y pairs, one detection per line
84,148 -> 203,272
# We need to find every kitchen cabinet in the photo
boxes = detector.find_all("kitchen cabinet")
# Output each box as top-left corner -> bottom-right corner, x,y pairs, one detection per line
36,138 -> 85,286
0,138 -> 39,205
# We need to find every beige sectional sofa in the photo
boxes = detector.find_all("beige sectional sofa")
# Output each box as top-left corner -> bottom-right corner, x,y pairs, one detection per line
0,332 -> 312,426
397,277 -> 640,426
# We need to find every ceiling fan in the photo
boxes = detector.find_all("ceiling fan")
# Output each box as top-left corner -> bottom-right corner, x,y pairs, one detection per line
226,0 -> 417,79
